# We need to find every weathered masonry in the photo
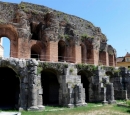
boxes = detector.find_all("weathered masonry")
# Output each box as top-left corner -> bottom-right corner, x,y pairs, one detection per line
0,1 -> 128,112
0,1 -> 116,66
0,58 -> 130,111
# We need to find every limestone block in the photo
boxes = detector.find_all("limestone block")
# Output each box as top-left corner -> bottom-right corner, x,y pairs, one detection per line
37,95 -> 43,105
18,60 -> 26,68
23,77 -> 28,83
38,89 -> 43,95
9,59 -> 17,67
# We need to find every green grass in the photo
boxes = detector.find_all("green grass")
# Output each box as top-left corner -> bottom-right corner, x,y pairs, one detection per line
112,105 -> 130,114
1,102 -> 130,115
21,103 -> 103,115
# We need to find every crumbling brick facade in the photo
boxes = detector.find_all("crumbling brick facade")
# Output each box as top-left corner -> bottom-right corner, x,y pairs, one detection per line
0,1 -> 116,66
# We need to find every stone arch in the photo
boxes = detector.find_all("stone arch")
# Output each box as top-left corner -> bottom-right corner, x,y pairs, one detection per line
78,70 -> 92,102
0,24 -> 18,58
0,58 -> 28,110
58,40 -> 66,62
99,51 -> 106,65
30,40 -> 46,61
0,66 -> 20,109
41,68 -> 60,105
31,44 -> 41,60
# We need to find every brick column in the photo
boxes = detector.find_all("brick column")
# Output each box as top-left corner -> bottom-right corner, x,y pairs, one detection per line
49,41 -> 58,62
113,55 -> 116,67
75,45 -> 81,63
106,52 -> 109,66
93,49 -> 99,65
18,38 -> 30,59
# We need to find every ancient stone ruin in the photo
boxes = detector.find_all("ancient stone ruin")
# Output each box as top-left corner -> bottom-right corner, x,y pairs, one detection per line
0,1 -> 129,111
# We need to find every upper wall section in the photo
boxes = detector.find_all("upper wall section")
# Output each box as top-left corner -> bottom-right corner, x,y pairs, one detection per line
0,1 -> 116,56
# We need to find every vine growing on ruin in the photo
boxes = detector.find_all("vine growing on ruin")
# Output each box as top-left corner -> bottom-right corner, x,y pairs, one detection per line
76,63 -> 98,72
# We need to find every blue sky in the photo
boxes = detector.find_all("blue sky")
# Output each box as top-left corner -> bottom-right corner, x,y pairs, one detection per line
2,0 -> 130,57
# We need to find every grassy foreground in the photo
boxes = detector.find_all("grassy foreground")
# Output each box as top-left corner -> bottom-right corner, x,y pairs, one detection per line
22,102 -> 130,115
2,102 -> 130,115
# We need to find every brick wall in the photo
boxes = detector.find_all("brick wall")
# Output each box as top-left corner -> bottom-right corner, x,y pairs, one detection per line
18,38 -> 30,59
99,51 -> 106,65
106,52 -> 109,66
49,41 -> 58,62
109,55 -> 113,66
75,45 -> 81,63
93,50 -> 99,65
0,24 -> 18,58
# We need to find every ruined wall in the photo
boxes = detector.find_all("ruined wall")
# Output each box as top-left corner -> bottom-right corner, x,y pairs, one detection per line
0,57 -> 129,111
0,1 -> 116,66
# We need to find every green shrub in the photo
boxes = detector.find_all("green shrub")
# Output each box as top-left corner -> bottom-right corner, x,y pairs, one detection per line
126,100 -> 130,106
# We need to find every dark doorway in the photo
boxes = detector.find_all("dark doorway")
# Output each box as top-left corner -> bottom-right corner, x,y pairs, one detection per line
99,51 -> 106,65
41,69 -> 60,105
31,50 -> 39,60
80,43 -> 86,63
0,67 -> 20,110
78,71 -> 90,102
31,44 -> 40,60
58,40 -> 66,62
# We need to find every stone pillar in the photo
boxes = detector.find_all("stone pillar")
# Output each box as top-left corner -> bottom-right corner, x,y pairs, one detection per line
67,88 -> 74,108
37,74 -> 45,110
74,85 -> 87,106
19,79 -> 28,111
106,83 -> 116,104
28,72 -> 39,111
102,87 -> 108,104
27,59 -> 44,111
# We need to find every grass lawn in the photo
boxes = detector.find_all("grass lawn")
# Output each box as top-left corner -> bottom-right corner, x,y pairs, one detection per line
1,102 -> 130,115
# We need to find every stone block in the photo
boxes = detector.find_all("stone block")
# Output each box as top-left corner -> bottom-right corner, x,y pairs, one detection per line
38,88 -> 43,94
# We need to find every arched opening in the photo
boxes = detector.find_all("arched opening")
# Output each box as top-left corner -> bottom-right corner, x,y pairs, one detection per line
87,48 -> 93,64
58,40 -> 66,62
99,51 -> 106,65
80,43 -> 86,63
78,70 -> 90,102
31,44 -> 41,60
41,69 -> 60,105
109,54 -> 113,66
2,37 -> 10,58
85,40 -> 93,64
0,67 -> 20,109
0,24 -> 18,58
30,22 -> 41,40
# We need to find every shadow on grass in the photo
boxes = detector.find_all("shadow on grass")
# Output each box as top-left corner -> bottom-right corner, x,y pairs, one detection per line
127,110 -> 130,113
0,105 -> 18,111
